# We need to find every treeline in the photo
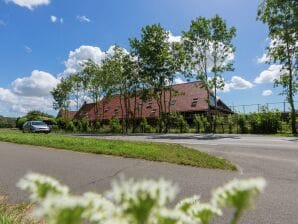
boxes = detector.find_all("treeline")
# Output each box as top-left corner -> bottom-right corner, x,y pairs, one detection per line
52,15 -> 236,134
0,115 -> 16,128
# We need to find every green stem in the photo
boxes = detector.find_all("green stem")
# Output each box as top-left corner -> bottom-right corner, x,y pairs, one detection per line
230,208 -> 243,224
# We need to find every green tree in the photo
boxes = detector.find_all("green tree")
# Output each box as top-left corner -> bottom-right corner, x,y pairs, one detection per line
257,0 -> 298,134
194,114 -> 203,133
130,24 -> 184,133
51,77 -> 72,117
183,16 -> 236,133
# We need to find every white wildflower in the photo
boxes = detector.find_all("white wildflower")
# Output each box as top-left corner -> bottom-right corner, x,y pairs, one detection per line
155,208 -> 196,224
176,195 -> 201,213
190,203 -> 222,223
33,195 -> 88,223
211,177 -> 266,209
106,177 -> 178,207
83,192 -> 115,222
17,172 -> 69,202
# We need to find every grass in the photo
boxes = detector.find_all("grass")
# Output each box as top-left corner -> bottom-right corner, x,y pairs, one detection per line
0,129 -> 236,170
0,197 -> 36,224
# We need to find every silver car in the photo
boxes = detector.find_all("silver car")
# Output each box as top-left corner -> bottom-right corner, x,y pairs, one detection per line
23,121 -> 51,133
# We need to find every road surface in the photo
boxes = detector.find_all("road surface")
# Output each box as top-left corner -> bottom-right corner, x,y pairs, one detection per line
0,134 -> 298,223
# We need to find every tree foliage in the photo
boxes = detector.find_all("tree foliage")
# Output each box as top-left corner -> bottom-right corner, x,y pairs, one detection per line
257,0 -> 298,134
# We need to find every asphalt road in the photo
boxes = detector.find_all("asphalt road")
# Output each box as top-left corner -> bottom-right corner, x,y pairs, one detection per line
0,134 -> 298,223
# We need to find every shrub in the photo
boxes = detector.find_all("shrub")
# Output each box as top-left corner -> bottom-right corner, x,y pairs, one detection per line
194,114 -> 203,133
177,114 -> 189,133
18,172 -> 266,224
65,121 -> 76,132
237,115 -> 248,134
227,115 -> 234,134
109,118 -> 121,133
249,107 -> 281,134
16,117 -> 28,130
140,117 -> 153,133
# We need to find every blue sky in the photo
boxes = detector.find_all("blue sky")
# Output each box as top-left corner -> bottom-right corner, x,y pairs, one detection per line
0,0 -> 296,117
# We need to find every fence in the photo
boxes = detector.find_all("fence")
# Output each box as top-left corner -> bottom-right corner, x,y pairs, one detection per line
229,101 -> 298,114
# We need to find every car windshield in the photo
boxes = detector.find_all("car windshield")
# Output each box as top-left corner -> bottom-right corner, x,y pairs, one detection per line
31,121 -> 46,126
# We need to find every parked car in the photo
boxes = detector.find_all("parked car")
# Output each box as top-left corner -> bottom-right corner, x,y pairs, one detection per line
22,121 -> 51,133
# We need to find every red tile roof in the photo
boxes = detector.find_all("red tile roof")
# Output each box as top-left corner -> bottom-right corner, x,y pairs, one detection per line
74,81 -> 232,121
57,110 -> 77,120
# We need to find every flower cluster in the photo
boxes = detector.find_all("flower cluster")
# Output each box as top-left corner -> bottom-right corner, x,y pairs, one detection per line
17,173 -> 266,224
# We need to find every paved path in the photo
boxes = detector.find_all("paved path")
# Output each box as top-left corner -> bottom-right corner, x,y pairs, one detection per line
0,134 -> 298,223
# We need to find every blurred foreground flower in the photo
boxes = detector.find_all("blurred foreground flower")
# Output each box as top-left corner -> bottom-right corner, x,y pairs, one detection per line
17,172 -> 266,224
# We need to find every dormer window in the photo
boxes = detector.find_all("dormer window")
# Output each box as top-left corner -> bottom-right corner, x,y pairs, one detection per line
191,98 -> 198,107
104,107 -> 110,112
146,102 -> 152,109
170,100 -> 176,106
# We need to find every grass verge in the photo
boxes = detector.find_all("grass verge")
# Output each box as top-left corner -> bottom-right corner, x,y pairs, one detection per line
0,129 -> 236,170
0,197 -> 36,224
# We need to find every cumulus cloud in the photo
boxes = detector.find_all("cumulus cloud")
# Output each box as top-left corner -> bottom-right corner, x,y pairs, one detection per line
254,64 -> 284,84
262,89 -> 273,96
5,0 -> 50,10
0,70 -> 58,115
11,70 -> 59,97
257,53 -> 269,64
168,32 -> 181,43
174,77 -> 186,84
76,15 -> 91,23
222,76 -> 254,92
62,45 -> 107,76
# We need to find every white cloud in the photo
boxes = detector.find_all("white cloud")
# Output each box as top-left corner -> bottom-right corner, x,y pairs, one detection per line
174,77 -> 186,84
50,15 -> 57,23
24,45 -> 32,53
222,76 -> 254,92
0,70 -> 58,115
168,32 -> 181,43
62,45 -> 106,76
262,89 -> 273,96
257,53 -> 269,64
254,64 -> 284,84
50,15 -> 63,24
11,70 -> 59,97
5,0 -> 50,10
77,15 -> 91,23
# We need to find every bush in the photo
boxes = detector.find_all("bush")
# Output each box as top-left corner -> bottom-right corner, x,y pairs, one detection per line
249,107 -> 281,134
65,121 -> 76,132
109,118 -> 121,133
81,118 -> 91,132
237,115 -> 248,134
177,114 -> 189,133
16,117 -> 28,130
56,118 -> 67,130
18,172 -> 266,224
194,114 -> 203,133
140,117 -> 153,133
227,114 -> 234,134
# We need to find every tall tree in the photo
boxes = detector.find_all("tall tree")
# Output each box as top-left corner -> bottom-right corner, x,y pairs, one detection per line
130,24 -> 183,133
51,77 -> 72,118
183,16 -> 236,132
258,0 -> 298,134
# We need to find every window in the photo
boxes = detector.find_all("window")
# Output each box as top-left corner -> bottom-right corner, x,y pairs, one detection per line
104,107 -> 109,112
150,109 -> 157,115
191,98 -> 198,107
146,102 -> 152,109
170,100 -> 176,106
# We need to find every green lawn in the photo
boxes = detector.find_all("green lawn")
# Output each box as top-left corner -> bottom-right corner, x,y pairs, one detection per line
0,129 -> 236,170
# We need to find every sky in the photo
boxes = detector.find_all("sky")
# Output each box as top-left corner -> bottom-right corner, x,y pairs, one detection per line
0,0 -> 297,117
